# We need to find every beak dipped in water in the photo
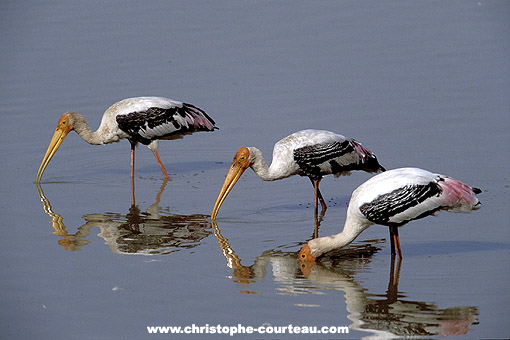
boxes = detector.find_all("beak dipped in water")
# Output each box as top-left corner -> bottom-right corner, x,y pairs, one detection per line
211,147 -> 251,220
298,244 -> 317,262
36,115 -> 71,183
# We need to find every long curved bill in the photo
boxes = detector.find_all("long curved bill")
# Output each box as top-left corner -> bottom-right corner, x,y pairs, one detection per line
36,123 -> 70,183
211,162 -> 248,220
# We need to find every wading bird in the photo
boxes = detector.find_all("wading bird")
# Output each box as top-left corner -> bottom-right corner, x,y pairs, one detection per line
36,97 -> 216,182
211,129 -> 385,219
299,167 -> 481,261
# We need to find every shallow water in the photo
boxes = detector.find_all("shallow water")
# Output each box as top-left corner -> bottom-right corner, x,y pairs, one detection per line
1,1 -> 509,339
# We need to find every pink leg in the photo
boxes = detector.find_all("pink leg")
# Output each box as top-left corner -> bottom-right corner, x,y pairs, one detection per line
130,141 -> 136,180
317,187 -> 327,213
394,231 -> 403,260
151,149 -> 169,179
130,142 -> 136,205
310,178 -> 327,216
389,226 -> 403,259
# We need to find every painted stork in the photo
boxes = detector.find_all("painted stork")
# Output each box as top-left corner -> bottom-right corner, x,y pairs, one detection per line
36,97 -> 217,182
299,167 -> 482,261
211,129 -> 385,220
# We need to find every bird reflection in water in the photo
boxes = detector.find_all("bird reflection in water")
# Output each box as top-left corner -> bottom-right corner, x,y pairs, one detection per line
36,179 -> 211,254
211,221 -> 478,337
212,220 -> 380,292
300,256 -> 479,337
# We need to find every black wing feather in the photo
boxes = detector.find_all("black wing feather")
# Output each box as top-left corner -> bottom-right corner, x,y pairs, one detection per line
359,183 -> 443,226
116,104 -> 215,145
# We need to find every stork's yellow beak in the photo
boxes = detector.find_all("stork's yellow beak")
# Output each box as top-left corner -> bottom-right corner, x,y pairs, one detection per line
211,147 -> 250,220
36,115 -> 71,183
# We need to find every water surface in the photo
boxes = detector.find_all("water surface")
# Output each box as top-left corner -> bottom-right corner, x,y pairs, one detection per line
1,1 -> 509,339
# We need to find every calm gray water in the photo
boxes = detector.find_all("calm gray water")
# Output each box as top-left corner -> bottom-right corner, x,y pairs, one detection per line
1,1 -> 509,339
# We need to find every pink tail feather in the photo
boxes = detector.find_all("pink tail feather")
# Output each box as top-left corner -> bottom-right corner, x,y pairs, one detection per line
183,103 -> 217,131
351,140 -> 374,161
438,177 -> 481,212
351,140 -> 386,172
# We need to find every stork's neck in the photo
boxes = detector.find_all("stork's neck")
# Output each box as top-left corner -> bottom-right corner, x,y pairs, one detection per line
308,206 -> 372,258
247,147 -> 288,181
67,112 -> 114,145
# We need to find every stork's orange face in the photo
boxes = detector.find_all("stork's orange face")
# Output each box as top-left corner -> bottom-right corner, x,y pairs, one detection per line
298,244 -> 317,262
211,147 -> 251,220
36,114 -> 73,182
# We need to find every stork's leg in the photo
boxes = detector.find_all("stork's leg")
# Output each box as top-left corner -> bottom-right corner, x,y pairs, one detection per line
310,178 -> 327,216
310,178 -> 319,217
317,187 -> 327,213
130,141 -> 136,205
130,141 -> 136,180
151,149 -> 169,179
394,229 -> 403,260
389,225 -> 403,259
147,141 -> 169,179
389,226 -> 396,255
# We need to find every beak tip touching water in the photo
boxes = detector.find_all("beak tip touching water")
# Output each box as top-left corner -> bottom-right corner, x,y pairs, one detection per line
298,244 -> 316,262
210,157 -> 250,221
210,206 -> 219,221
36,123 -> 70,183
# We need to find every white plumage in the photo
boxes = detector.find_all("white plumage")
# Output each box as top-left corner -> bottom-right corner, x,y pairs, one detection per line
36,96 -> 216,182
211,129 -> 385,219
268,130 -> 371,178
299,167 -> 481,261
